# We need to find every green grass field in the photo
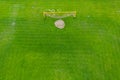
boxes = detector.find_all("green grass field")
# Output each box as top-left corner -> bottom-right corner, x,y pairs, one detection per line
0,0 -> 120,80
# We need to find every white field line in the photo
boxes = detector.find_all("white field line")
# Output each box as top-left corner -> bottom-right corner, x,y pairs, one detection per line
98,29 -> 120,53
98,29 -> 120,41
10,4 -> 20,21
0,4 -> 20,47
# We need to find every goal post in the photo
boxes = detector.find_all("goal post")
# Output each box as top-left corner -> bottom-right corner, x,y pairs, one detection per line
43,11 -> 76,19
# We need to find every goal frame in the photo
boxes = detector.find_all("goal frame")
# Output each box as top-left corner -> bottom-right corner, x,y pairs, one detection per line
43,11 -> 77,19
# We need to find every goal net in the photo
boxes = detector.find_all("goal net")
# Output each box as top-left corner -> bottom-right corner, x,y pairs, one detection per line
43,11 -> 76,19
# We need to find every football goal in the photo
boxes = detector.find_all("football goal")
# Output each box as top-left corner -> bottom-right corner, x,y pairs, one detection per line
43,11 -> 76,19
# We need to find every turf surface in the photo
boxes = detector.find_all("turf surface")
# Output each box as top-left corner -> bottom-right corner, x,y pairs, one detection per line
0,0 -> 120,80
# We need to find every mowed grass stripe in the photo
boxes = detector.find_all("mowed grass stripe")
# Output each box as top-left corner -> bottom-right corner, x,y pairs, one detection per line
0,0 -> 120,80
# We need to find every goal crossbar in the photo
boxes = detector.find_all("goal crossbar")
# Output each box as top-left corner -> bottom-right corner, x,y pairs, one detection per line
43,11 -> 76,18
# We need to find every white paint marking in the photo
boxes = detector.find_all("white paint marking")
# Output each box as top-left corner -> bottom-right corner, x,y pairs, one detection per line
32,6 -> 35,9
11,22 -> 16,26
0,4 -> 21,47
55,19 -> 65,29
87,15 -> 90,18
116,11 -> 120,13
